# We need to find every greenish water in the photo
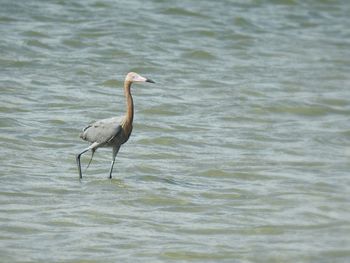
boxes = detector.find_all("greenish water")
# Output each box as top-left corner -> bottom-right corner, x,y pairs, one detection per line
1,0 -> 350,262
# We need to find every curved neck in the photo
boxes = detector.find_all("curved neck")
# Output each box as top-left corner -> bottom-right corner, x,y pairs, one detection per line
124,80 -> 134,124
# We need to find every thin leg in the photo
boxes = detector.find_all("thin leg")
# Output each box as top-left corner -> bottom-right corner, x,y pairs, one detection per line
109,160 -> 116,179
76,148 -> 90,179
108,146 -> 120,179
76,142 -> 100,179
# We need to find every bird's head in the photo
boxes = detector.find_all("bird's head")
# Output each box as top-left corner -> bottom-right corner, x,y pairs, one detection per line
125,72 -> 155,84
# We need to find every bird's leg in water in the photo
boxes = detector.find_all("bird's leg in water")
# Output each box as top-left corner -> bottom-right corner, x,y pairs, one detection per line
109,160 -> 115,179
109,145 -> 120,179
76,147 -> 90,179
76,142 -> 100,179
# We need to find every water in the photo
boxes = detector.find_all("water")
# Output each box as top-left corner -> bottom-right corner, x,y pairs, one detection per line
1,0 -> 350,262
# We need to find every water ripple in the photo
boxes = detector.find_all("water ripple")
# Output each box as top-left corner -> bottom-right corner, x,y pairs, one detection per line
1,0 -> 350,262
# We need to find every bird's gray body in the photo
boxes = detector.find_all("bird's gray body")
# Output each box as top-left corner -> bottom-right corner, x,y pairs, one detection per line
80,116 -> 129,147
76,116 -> 132,179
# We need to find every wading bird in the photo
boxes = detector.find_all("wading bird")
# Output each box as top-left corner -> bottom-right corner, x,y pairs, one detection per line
76,72 -> 155,179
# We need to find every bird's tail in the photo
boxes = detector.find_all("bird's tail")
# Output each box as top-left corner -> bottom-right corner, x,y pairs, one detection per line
84,149 -> 95,172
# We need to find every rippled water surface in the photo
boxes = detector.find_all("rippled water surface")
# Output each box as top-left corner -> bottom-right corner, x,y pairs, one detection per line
1,0 -> 350,262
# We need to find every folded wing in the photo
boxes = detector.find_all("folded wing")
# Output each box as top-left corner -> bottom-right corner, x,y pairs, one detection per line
80,116 -> 123,145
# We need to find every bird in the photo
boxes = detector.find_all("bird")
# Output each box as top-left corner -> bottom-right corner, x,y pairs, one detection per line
76,72 -> 155,179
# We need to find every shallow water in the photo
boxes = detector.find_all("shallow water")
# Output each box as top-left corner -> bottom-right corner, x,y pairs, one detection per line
1,0 -> 350,262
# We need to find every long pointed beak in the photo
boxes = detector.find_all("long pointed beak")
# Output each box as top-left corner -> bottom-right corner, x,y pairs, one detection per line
146,78 -> 155,83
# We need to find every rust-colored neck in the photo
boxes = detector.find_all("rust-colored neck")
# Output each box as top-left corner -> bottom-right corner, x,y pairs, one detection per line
124,80 -> 134,125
